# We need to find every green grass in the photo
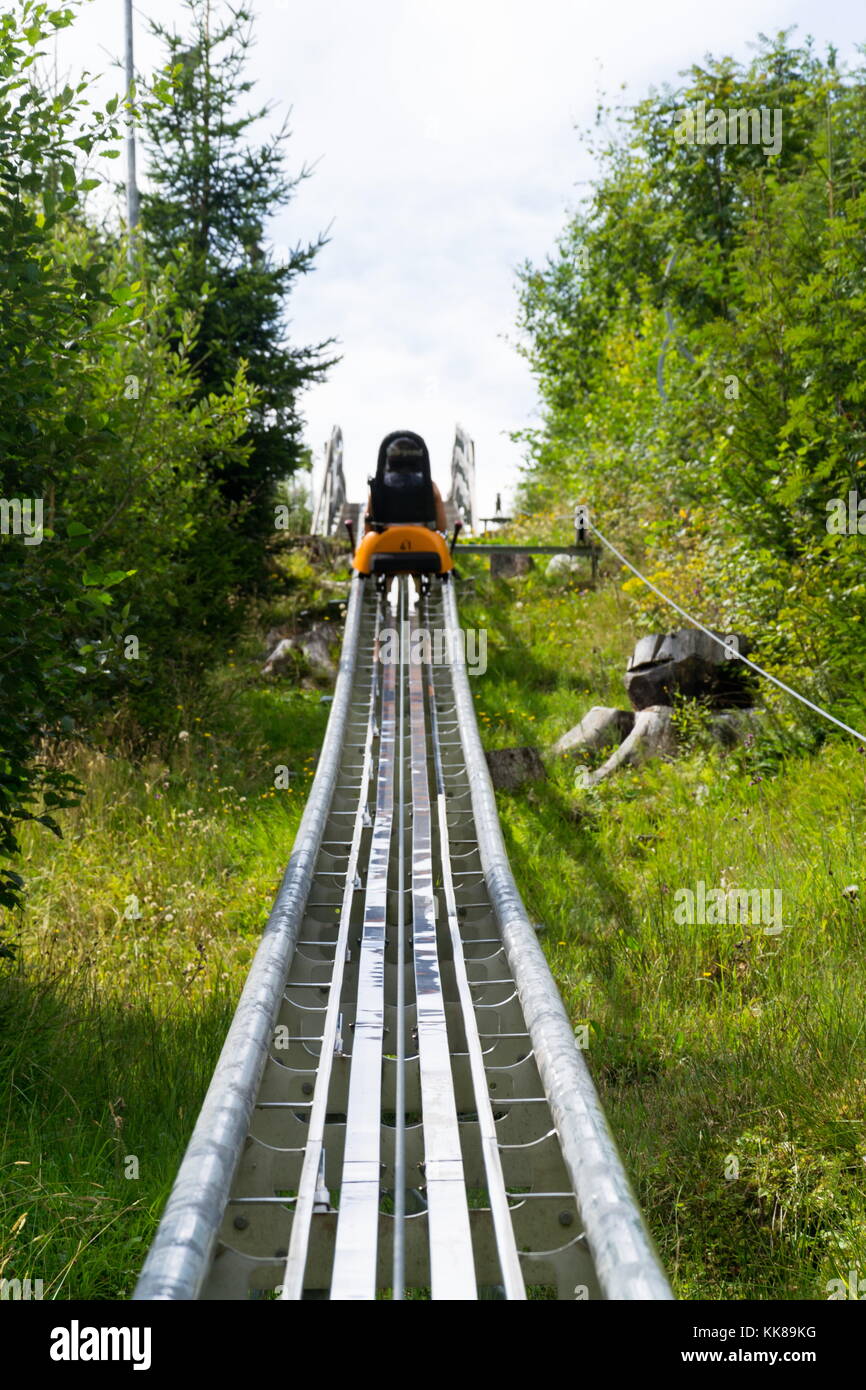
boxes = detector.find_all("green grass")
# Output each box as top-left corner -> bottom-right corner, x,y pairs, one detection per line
458,552 -> 866,1300
0,552 -> 337,1298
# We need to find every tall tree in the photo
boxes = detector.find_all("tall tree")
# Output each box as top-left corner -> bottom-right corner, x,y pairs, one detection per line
139,0 -> 336,571
514,35 -> 866,718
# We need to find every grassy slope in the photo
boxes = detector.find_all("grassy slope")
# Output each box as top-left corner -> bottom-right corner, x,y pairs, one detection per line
2,543 -> 864,1299
0,551 -> 342,1298
458,553 -> 866,1300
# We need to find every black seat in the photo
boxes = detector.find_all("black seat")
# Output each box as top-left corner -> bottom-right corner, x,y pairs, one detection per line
368,431 -> 436,528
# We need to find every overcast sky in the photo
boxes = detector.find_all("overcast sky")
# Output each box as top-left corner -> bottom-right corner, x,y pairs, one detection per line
54,0 -> 865,517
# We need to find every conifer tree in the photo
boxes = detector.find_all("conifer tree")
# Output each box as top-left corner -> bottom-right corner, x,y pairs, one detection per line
139,0 -> 335,567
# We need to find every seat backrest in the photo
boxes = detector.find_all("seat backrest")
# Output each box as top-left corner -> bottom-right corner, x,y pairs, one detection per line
369,431 -> 435,527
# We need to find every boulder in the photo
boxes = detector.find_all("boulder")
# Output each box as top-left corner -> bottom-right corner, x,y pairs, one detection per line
545,554 -> 583,582
264,625 -> 290,656
551,706 -> 635,756
580,705 -> 677,787
261,637 -> 295,676
262,622 -> 336,680
625,628 -> 754,710
490,552 -> 534,579
300,624 -> 337,679
485,746 -> 546,790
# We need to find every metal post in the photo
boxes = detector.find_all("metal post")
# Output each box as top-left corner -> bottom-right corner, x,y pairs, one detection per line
124,0 -> 140,258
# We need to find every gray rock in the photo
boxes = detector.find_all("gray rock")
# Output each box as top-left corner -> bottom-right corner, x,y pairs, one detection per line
300,624 -> 337,679
264,626 -> 290,657
262,622 -> 336,680
485,746 -> 546,790
551,706 -> 635,756
490,552 -> 534,579
545,554 -> 583,581
581,706 -> 677,786
261,637 -> 295,676
625,628 -> 753,710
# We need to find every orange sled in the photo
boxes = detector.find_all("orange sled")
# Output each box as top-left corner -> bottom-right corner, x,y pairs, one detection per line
352,525 -> 454,579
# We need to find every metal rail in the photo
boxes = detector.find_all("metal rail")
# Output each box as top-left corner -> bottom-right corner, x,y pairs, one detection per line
448,423 -> 478,534
133,575 -> 367,1301
438,580 -> 672,1299
311,426 -> 347,537
135,571 -> 671,1301
279,598 -> 382,1300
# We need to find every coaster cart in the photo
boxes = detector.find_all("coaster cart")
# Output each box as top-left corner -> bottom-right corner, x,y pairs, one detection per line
347,431 -> 461,596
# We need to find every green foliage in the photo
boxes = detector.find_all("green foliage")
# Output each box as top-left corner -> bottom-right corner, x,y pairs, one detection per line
515,33 -> 866,733
1,0 -> 333,932
138,0 -> 337,582
0,623 -> 330,1293
43,218 -> 257,733
0,1 -> 130,922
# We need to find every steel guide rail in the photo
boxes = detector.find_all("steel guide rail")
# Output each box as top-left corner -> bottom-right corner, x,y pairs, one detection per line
438,580 -> 673,1301
134,571 -> 671,1301
392,582 -> 408,1298
134,575 -> 369,1302
407,608 -> 476,1299
280,599 -> 383,1300
329,628 -> 395,1297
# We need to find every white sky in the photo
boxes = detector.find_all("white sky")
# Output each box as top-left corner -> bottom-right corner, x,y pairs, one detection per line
53,0 -> 865,516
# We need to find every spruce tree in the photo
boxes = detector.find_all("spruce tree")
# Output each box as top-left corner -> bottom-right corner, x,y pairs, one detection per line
139,0 -> 335,569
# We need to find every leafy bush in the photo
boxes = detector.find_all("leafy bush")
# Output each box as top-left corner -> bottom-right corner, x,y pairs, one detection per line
1,0 -> 328,932
515,33 -> 866,733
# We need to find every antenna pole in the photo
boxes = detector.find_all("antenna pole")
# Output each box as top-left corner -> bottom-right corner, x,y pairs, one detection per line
124,0 -> 140,259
